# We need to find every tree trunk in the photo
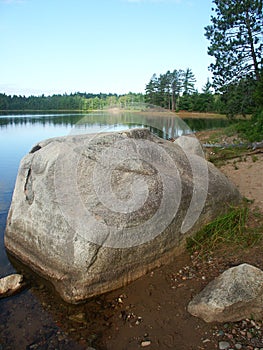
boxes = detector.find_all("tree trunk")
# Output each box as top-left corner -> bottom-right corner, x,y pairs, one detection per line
246,11 -> 260,81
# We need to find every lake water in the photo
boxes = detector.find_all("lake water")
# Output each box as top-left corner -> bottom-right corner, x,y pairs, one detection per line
0,111 -> 235,348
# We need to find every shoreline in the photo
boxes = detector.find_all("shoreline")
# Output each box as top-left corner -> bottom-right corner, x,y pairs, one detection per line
0,109 -> 227,119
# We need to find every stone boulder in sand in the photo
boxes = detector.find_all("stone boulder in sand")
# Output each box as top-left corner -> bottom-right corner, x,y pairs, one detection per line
188,263 -> 263,322
5,129 -> 241,303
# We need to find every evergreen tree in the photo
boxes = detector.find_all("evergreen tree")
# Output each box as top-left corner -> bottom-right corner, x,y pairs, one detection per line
170,69 -> 184,110
205,0 -> 263,89
145,74 -> 159,105
182,68 -> 196,95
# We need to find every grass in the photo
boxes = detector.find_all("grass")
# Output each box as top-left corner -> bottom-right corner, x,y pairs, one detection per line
186,206 -> 262,258
208,146 -> 248,166
190,110 -> 263,258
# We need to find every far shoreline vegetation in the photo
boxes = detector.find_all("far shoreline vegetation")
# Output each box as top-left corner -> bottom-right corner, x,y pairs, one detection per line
0,88 -> 255,118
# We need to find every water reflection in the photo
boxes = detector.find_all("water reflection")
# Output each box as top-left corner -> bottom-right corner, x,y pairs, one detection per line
0,112 -> 235,136
68,111 -> 192,139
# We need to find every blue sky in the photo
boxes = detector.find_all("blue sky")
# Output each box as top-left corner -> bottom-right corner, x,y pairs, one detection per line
0,0 -> 213,96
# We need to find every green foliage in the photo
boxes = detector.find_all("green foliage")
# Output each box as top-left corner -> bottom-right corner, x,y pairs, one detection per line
186,206 -> 261,257
220,77 -> 257,118
145,68 -> 196,111
204,0 -> 263,118
183,68 -> 196,95
0,92 -> 145,111
205,0 -> 262,89
145,68 -> 258,116
254,69 -> 263,107
208,145 -> 248,166
234,109 -> 263,141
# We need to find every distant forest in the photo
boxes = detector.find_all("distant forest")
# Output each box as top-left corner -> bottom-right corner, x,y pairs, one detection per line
0,92 -> 144,112
0,67 -> 259,118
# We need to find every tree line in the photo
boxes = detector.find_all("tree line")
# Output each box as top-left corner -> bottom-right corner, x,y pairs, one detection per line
144,69 -> 260,117
1,72 -> 259,117
145,69 -> 218,114
0,92 -> 144,111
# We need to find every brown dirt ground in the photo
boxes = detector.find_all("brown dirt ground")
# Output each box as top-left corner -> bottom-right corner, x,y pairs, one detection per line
220,155 -> 263,213
0,130 -> 262,350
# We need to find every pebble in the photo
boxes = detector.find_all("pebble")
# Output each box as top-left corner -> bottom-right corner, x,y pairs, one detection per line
234,344 -> 242,350
203,339 -> 210,343
136,316 -> 142,325
218,330 -> 225,336
68,312 -> 86,323
141,340 -> 151,347
219,341 -> 230,350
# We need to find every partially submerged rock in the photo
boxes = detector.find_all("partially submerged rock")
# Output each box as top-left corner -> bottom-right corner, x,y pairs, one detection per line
5,129 -> 241,303
188,263 -> 263,322
0,274 -> 24,298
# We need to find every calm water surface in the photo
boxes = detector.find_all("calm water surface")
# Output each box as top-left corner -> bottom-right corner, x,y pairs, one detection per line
0,111 -> 236,348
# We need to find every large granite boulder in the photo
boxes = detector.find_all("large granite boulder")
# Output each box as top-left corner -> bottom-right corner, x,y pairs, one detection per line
188,264 -> 263,322
5,129 -> 241,303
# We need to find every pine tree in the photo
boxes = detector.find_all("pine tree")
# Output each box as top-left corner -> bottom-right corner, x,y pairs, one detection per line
205,0 -> 263,89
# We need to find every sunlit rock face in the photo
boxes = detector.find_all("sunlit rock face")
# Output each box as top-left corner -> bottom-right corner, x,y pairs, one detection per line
5,129 -> 241,303
0,274 -> 24,298
188,264 -> 263,322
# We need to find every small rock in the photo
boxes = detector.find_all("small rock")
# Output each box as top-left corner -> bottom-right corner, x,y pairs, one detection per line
136,316 -> 142,325
0,274 -> 24,298
203,338 -> 210,343
218,330 -> 225,336
219,341 -> 230,350
246,331 -> 252,339
188,264 -> 263,322
117,297 -> 123,304
68,313 -> 86,323
234,344 -> 242,350
141,340 -> 151,347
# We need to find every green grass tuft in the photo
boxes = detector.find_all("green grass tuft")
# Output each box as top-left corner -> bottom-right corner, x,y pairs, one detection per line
186,206 -> 262,258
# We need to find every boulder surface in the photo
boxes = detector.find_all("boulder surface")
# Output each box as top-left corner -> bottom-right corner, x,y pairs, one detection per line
5,129 -> 241,303
188,263 -> 263,322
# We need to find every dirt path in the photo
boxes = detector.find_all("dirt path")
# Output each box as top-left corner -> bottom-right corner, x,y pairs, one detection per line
220,154 -> 263,212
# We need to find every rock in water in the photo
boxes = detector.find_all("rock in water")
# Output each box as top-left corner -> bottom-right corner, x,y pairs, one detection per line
0,274 -> 24,298
188,263 -> 263,322
5,129 -> 241,303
